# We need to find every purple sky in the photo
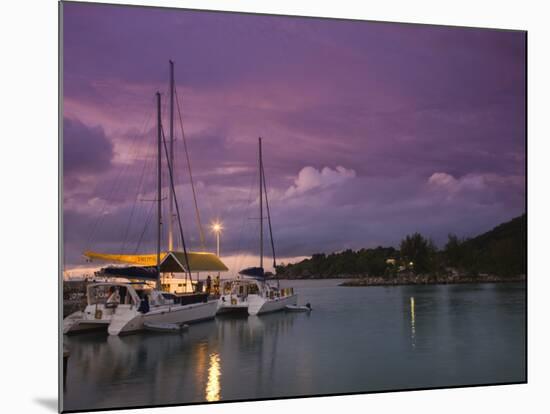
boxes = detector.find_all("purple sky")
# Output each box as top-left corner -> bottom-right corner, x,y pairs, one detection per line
62,2 -> 526,274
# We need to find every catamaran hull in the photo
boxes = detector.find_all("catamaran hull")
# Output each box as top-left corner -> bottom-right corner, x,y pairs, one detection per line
248,294 -> 298,315
63,311 -> 111,334
108,300 -> 217,335
216,296 -> 249,315
63,318 -> 110,334
216,302 -> 249,315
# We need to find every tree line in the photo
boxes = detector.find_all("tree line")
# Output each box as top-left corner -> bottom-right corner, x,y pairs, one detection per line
275,214 -> 526,279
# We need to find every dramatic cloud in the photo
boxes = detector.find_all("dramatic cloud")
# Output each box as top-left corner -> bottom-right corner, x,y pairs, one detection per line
284,166 -> 356,198
428,172 -> 459,189
61,3 -> 526,274
63,117 -> 113,175
427,171 -> 524,205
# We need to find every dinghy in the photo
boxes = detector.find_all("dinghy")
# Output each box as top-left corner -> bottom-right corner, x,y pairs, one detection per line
285,304 -> 312,312
144,322 -> 189,333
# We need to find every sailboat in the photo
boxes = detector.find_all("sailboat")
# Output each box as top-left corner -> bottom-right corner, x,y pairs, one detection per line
63,61 -> 226,335
217,138 -> 298,315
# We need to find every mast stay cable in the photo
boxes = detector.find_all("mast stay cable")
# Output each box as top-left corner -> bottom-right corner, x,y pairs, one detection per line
161,123 -> 193,283
232,166 -> 258,276
262,156 -> 279,288
262,161 -> 277,268
134,201 -> 155,254
120,135 -> 155,253
174,87 -> 206,251
84,105 -> 154,252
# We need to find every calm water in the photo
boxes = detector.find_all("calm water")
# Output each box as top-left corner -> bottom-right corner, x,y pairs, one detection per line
63,280 -> 526,411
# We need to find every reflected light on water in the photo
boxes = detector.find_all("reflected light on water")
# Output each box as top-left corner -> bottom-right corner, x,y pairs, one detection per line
205,353 -> 221,402
410,297 -> 416,348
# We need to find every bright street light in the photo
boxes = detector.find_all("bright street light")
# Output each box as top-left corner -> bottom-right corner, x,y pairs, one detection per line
211,221 -> 223,257
212,222 -> 223,234
211,221 -> 223,284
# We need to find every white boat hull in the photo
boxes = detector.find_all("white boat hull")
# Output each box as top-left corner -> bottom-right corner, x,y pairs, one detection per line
63,312 -> 111,334
248,294 -> 298,315
108,300 -> 217,335
216,295 -> 249,315
63,306 -> 117,335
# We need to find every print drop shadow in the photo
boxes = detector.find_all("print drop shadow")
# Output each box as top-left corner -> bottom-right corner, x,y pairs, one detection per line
34,398 -> 58,412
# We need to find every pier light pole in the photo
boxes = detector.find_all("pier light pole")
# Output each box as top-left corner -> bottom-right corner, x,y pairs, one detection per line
211,222 -> 223,257
211,222 -> 223,284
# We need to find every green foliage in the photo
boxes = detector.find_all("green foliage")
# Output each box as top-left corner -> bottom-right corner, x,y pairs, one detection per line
399,233 -> 436,274
275,214 -> 526,279
444,234 -> 464,267
276,246 -> 398,279
442,214 -> 526,277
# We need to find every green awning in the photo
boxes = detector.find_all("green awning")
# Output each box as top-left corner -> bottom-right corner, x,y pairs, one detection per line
161,251 -> 229,273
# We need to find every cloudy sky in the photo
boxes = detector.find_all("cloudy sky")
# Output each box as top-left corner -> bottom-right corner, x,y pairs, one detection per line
62,2 -> 526,275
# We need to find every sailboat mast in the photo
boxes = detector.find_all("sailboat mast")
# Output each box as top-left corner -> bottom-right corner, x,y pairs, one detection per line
156,91 -> 162,289
168,60 -> 175,252
259,137 -> 263,269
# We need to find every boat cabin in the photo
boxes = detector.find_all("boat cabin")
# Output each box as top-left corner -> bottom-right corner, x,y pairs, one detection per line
222,278 -> 295,299
86,282 -> 179,311
89,251 -> 229,295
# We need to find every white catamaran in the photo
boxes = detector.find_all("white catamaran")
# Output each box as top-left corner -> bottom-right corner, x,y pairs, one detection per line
63,280 -> 216,335
64,61 -> 227,335
63,282 -> 124,334
218,138 -> 298,315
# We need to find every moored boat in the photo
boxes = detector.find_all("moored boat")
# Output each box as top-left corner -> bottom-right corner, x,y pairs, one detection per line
106,285 -> 215,335
63,282 -> 132,334
75,62 -> 227,335
218,138 -> 298,315
63,280 -> 217,336
285,304 -> 312,312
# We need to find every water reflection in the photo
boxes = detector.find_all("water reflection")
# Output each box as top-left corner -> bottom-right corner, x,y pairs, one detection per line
205,353 -> 221,401
64,282 -> 525,411
194,342 -> 208,386
410,296 -> 416,348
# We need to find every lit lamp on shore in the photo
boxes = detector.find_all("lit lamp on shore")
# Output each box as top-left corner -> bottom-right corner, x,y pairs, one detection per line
211,222 -> 223,290
211,221 -> 223,258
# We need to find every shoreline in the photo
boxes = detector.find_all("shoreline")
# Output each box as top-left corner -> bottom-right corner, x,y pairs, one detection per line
339,274 -> 526,287
271,274 -> 526,287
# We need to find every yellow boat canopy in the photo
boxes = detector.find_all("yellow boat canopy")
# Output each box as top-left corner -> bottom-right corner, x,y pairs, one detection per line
83,250 -> 228,272
84,251 -> 163,266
